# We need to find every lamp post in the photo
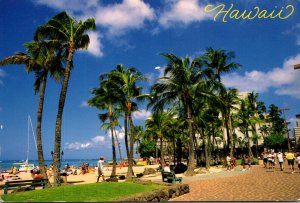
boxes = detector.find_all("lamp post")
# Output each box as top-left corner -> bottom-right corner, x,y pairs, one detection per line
51,150 -> 64,169
279,108 -> 291,150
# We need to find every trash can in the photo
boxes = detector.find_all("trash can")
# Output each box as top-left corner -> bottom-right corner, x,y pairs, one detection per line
60,172 -> 68,183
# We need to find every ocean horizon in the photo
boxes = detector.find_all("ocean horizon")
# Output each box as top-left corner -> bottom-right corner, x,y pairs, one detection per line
0,158 -> 126,171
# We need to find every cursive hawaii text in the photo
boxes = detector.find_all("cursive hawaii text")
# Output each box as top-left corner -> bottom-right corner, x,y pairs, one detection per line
205,4 -> 295,22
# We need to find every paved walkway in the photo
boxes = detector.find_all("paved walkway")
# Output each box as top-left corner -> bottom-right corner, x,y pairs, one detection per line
171,163 -> 300,201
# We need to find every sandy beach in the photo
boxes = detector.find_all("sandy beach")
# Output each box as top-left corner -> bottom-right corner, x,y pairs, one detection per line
0,164 -> 225,195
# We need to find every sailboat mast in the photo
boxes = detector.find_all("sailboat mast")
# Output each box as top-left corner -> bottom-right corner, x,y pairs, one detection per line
28,115 -> 37,151
27,115 -> 30,164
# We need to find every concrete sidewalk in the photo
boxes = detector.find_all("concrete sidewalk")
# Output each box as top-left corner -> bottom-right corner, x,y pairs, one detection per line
171,163 -> 300,201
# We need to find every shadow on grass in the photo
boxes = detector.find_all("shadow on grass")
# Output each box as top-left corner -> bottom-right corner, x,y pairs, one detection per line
67,180 -> 85,184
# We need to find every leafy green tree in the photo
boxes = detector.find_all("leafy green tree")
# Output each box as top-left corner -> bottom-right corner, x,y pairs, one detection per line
138,139 -> 156,158
264,133 -> 285,150
35,11 -> 96,186
265,104 -> 287,150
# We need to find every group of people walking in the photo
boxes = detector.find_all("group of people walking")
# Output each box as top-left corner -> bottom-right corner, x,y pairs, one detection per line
261,150 -> 300,174
226,154 -> 251,171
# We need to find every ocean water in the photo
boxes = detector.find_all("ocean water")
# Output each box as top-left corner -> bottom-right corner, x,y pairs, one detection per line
0,159 -> 103,171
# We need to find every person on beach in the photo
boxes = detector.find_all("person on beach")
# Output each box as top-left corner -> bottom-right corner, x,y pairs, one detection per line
149,156 -> 154,165
163,162 -> 171,173
262,151 -> 268,168
231,156 -> 236,169
96,156 -> 105,182
226,154 -> 231,171
286,150 -> 295,174
267,151 -> 275,169
47,164 -> 54,178
81,163 -> 87,175
246,155 -> 252,170
241,154 -> 246,171
277,152 -> 284,171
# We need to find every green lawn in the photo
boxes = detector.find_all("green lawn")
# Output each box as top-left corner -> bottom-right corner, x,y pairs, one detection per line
2,182 -> 165,202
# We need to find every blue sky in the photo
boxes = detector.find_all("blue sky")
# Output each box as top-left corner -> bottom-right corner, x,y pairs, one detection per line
0,0 -> 299,161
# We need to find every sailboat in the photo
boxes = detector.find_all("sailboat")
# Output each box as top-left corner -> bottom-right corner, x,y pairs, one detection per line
13,115 -> 36,172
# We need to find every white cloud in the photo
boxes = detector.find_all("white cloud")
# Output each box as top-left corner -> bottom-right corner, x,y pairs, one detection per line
159,0 -> 212,28
133,109 -> 152,120
64,135 -> 108,150
223,54 -> 300,99
32,0 -> 155,54
85,31 -> 104,57
94,0 -> 155,36
64,141 -> 93,150
34,0 -> 98,12
91,135 -> 105,143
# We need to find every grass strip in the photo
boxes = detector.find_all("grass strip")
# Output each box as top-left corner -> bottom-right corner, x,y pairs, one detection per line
2,182 -> 164,202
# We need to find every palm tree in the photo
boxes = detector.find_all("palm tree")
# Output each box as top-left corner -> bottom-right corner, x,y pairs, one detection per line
88,80 -> 121,178
220,88 -> 240,156
0,40 -> 64,180
203,48 -> 241,157
203,47 -> 241,82
145,110 -> 175,168
103,64 -> 146,180
149,53 -> 215,176
35,11 -> 96,186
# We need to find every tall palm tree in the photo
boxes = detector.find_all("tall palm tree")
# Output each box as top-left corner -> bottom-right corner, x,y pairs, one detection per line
0,40 -> 64,180
149,53 -> 215,176
220,88 -> 240,156
203,48 -> 241,158
88,80 -> 121,178
104,64 -> 146,180
35,11 -> 96,186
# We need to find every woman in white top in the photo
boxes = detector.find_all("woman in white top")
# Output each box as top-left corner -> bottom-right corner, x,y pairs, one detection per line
277,152 -> 284,171
164,162 -> 171,173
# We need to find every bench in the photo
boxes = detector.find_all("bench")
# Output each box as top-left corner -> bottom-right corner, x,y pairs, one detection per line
161,171 -> 182,184
4,178 -> 48,194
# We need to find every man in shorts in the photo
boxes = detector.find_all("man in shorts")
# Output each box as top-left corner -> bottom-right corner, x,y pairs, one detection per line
286,150 -> 295,174
97,156 -> 106,182
261,151 -> 268,168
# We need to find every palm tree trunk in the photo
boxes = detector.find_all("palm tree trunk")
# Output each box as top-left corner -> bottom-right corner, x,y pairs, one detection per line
36,75 -> 49,182
53,50 -> 74,187
110,120 -> 117,178
126,110 -> 135,180
185,105 -> 195,176
246,130 -> 253,157
124,112 -> 130,160
229,114 -> 234,156
160,136 -> 165,167
176,138 -> 182,164
114,127 -> 123,164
